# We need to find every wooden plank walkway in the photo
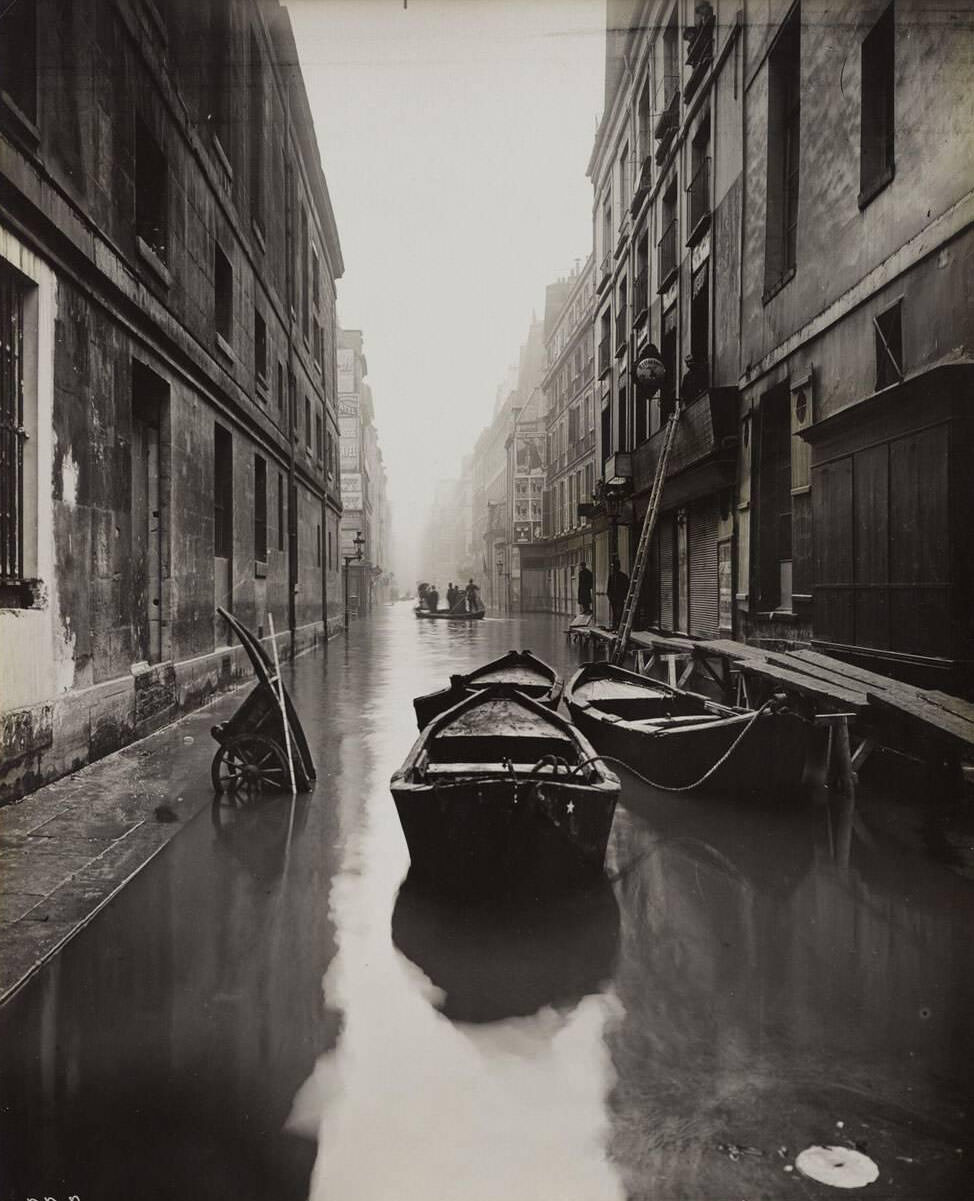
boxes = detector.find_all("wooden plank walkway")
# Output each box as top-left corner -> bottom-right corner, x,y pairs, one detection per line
578,626 -> 974,752
868,691 -> 974,749
737,660 -> 870,713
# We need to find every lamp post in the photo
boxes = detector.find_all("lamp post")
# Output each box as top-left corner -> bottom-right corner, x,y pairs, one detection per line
343,530 -> 365,630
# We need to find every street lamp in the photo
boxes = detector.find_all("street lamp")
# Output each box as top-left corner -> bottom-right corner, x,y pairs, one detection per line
343,530 -> 366,629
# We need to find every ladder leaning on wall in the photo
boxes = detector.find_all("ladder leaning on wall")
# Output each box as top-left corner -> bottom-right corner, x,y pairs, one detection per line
610,403 -> 682,666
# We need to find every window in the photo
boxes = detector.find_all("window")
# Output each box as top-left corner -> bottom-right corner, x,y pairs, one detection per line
277,360 -> 284,416
316,523 -> 321,567
636,78 -> 651,170
278,472 -> 285,551
249,30 -> 264,229
601,401 -> 611,463
601,193 -> 612,265
288,369 -> 296,434
254,308 -> 267,388
755,384 -> 792,610
874,299 -> 903,389
215,243 -> 233,345
688,262 -> 710,394
213,425 -> 233,557
135,116 -> 168,263
315,410 -> 323,461
254,454 -> 267,564
618,142 -> 630,216
616,277 -> 628,356
209,0 -> 232,160
660,304 -> 678,419
0,262 -> 31,603
328,529 -> 333,571
617,385 -> 628,452
860,2 -> 895,206
0,0 -> 37,125
658,181 -> 678,289
764,7 -> 801,295
688,119 -> 711,241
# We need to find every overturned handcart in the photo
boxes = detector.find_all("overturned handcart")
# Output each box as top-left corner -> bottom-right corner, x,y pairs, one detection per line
210,607 -> 316,794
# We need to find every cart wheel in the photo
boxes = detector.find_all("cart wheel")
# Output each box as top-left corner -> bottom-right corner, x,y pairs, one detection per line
211,734 -> 291,797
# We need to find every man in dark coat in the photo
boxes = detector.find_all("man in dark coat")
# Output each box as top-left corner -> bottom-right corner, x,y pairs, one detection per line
428,585 -> 439,612
577,562 -> 593,615
607,559 -> 630,630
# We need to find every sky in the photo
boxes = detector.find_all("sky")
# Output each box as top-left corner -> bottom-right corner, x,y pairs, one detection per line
287,0 -> 605,584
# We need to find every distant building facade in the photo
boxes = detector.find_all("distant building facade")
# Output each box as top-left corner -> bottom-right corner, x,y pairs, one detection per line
530,259 -> 597,616
0,0 -> 344,803
338,329 -> 390,615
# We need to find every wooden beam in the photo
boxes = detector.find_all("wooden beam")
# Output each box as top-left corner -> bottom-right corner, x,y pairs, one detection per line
868,691 -> 974,748
738,661 -> 869,711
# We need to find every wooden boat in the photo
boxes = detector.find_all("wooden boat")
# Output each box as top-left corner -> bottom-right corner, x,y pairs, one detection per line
413,604 -> 485,621
390,684 -> 620,894
413,649 -> 563,729
565,662 -> 809,795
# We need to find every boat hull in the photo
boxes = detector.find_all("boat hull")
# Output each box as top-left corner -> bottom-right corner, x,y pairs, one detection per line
565,663 -> 809,796
391,684 -> 620,895
391,772 -> 618,895
414,606 -> 485,621
413,650 -> 563,729
567,702 -> 808,794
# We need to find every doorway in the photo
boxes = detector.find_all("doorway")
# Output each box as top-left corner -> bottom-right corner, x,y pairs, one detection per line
131,362 -> 169,664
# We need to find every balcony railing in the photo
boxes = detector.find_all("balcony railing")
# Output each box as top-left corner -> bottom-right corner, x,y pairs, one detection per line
598,336 -> 611,378
687,157 -> 711,243
658,219 -> 678,290
615,306 -> 628,356
633,269 -> 648,322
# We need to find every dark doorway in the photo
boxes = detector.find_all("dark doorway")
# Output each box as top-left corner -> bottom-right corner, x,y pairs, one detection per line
131,362 -> 168,664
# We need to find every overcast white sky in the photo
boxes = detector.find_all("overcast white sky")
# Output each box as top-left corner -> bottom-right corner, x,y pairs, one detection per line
287,0 -> 605,583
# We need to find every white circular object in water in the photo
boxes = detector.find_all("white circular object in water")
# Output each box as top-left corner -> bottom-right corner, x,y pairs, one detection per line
795,1145 -> 879,1189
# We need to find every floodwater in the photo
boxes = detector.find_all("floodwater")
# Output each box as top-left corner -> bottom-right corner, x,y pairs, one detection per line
1,603 -> 973,1200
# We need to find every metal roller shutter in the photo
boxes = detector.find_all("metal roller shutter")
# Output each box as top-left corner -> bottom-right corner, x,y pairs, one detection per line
659,512 -> 674,630
688,496 -> 719,637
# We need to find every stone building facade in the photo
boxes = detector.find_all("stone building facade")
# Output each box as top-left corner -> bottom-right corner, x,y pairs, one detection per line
588,0 -> 973,690
0,0 -> 344,803
531,259 -> 598,617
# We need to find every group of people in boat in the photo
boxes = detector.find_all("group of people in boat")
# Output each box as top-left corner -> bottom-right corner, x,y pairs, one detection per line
417,579 -> 484,614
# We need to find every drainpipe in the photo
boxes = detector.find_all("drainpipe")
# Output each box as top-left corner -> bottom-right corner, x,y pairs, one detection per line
284,70 -> 298,660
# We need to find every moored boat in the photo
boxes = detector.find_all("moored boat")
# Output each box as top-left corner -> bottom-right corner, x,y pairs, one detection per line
565,661 -> 809,795
413,605 -> 485,621
390,684 -> 620,894
413,649 -> 563,729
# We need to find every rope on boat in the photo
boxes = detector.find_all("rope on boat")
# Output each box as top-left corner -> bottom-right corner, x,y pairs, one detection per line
571,698 -> 778,794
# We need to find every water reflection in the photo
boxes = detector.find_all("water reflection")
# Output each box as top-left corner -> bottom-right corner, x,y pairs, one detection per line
604,775 -> 974,1199
391,872 -> 620,1024
2,605 -> 973,1200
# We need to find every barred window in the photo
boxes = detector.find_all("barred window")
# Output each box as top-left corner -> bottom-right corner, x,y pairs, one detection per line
1,262 -> 30,604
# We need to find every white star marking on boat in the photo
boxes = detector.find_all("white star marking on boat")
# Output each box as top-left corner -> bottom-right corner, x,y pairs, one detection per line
566,801 -> 575,814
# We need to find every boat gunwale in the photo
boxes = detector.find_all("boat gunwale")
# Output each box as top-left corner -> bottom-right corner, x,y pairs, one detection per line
394,683 -> 618,789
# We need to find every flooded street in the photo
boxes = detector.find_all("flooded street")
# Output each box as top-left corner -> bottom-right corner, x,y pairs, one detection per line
2,603 -> 973,1200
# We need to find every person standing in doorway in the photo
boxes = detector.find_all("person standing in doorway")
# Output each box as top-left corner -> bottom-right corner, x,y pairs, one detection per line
607,559 -> 629,630
577,561 -> 593,615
